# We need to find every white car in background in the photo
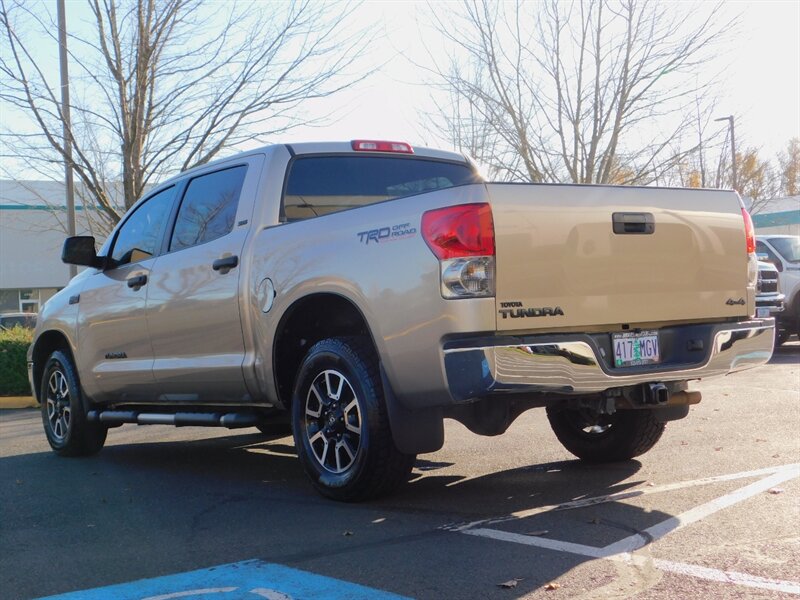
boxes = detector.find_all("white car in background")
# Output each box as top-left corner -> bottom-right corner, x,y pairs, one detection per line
0,312 -> 38,331
756,235 -> 800,345
755,261 -> 784,320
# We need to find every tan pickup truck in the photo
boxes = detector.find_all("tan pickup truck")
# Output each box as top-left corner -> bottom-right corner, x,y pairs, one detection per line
28,141 -> 774,500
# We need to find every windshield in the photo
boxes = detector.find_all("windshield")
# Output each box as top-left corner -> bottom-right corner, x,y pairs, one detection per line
769,237 -> 800,263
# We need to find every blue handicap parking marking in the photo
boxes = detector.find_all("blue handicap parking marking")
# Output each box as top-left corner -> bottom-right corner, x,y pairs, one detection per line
38,560 -> 411,600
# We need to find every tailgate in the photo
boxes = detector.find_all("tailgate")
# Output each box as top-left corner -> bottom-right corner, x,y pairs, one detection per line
488,183 -> 752,331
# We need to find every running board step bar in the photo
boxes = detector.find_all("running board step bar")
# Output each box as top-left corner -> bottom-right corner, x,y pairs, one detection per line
87,410 -> 260,429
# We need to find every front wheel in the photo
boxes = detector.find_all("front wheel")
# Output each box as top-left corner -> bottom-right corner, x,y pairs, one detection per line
40,350 -> 107,456
291,337 -> 415,501
546,406 -> 665,463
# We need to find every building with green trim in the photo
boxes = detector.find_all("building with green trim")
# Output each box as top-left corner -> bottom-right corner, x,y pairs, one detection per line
0,180 -> 110,313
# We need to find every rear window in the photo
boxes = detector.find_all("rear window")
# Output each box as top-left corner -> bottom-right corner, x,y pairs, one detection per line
283,155 -> 480,221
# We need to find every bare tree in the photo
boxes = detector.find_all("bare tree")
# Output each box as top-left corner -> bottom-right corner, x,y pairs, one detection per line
662,103 -> 736,190
661,122 -> 781,213
778,138 -> 800,197
722,147 -> 777,213
1,0 -> 365,235
425,0 -> 733,185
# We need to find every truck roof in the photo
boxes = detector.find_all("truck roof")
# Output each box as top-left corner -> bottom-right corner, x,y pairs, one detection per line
164,141 -> 469,187
286,141 -> 468,163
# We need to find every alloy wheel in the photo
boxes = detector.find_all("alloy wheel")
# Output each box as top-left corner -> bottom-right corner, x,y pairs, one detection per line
304,369 -> 362,474
46,369 -> 71,441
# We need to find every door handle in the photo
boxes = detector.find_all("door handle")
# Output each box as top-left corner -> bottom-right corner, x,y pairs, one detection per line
127,274 -> 148,290
212,255 -> 239,273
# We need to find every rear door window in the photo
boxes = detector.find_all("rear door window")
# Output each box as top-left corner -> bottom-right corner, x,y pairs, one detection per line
170,165 -> 247,252
283,156 -> 480,221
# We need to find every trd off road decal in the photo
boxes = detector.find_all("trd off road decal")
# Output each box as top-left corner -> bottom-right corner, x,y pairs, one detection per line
357,223 -> 417,245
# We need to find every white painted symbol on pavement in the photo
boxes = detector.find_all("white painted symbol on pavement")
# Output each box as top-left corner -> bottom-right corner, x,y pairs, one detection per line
250,588 -> 294,599
38,559 -> 407,600
143,588 -> 237,600
142,588 -> 294,600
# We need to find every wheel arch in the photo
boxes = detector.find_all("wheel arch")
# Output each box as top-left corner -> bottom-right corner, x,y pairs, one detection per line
272,292 -> 378,410
30,330 -> 75,402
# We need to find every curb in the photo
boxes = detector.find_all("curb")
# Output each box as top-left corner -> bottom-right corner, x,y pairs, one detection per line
0,396 -> 39,409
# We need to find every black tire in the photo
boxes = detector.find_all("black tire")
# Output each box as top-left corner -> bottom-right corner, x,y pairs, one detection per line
40,350 -> 107,457
775,328 -> 790,348
546,406 -> 665,463
291,337 -> 415,501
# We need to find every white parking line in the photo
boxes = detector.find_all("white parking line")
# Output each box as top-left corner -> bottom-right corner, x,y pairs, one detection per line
646,558 -> 800,595
463,528 -> 608,558
456,463 -> 800,594
603,465 -> 800,554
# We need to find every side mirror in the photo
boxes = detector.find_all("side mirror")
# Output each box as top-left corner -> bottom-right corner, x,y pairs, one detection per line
62,236 -> 103,269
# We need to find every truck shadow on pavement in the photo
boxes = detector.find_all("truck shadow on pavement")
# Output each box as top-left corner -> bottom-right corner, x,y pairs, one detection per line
769,340 -> 800,365
1,417 -> 680,599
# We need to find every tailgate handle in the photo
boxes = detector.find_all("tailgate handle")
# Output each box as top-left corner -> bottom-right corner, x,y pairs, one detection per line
613,212 -> 655,235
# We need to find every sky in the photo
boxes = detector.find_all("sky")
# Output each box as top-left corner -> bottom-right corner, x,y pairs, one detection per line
718,0 -> 800,156
2,0 -> 799,178
281,0 -> 800,160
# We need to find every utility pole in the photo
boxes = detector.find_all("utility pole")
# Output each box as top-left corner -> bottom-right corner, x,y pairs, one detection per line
715,115 -> 737,191
57,0 -> 77,279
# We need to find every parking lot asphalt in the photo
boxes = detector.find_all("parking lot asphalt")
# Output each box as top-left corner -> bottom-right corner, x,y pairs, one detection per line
1,342 -> 798,600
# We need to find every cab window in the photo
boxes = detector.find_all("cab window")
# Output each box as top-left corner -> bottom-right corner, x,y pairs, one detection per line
170,165 -> 247,252
110,187 -> 175,267
282,156 -> 480,221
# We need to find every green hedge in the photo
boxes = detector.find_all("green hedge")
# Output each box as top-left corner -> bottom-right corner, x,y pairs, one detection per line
0,326 -> 33,396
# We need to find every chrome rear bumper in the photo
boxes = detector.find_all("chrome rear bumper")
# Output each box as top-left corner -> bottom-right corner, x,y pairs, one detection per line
443,319 -> 774,401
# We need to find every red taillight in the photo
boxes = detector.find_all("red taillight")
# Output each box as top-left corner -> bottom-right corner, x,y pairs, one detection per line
422,203 -> 495,260
351,140 -> 414,154
742,207 -> 756,254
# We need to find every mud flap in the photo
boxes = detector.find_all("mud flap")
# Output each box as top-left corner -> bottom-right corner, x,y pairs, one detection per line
381,365 -> 444,454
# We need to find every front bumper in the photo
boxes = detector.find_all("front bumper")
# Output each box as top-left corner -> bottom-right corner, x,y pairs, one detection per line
443,319 -> 774,402
27,361 -> 35,399
756,293 -> 785,317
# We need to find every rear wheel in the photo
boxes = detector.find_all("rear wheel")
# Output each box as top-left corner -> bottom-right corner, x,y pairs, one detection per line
546,406 -> 665,463
292,337 -> 415,501
40,350 -> 107,456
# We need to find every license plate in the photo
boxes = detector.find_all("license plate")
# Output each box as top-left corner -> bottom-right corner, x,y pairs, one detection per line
756,307 -> 770,318
612,330 -> 660,367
